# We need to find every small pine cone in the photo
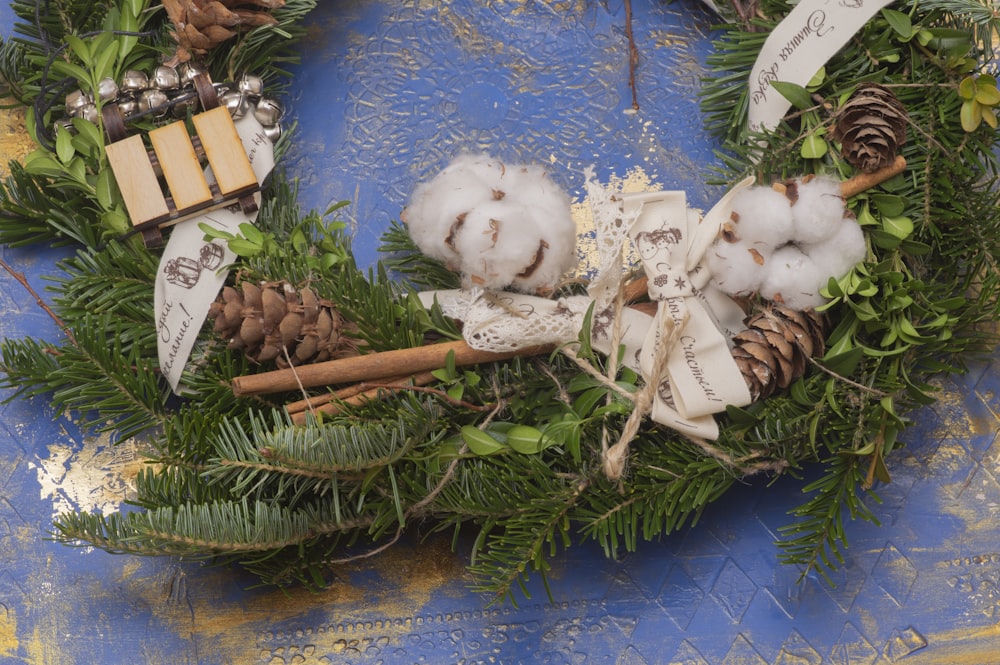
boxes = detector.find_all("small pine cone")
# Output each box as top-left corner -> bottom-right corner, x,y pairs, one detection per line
732,305 -> 826,401
832,83 -> 908,173
161,0 -> 282,63
208,281 -> 356,368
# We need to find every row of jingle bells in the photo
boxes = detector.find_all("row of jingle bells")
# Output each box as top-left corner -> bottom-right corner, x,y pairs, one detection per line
59,62 -> 283,142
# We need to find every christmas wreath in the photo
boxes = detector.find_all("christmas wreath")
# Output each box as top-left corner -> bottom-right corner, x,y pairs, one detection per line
1,0 -> 999,602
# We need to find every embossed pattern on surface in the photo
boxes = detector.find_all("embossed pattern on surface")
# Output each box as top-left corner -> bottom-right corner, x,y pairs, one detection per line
2,0 -> 1000,662
283,0 -> 719,269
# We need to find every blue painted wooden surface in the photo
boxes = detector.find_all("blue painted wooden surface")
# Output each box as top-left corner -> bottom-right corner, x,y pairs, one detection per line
1,1 -> 999,662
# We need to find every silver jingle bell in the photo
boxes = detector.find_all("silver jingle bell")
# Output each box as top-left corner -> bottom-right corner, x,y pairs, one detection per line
79,103 -> 99,124
152,65 -> 181,91
171,94 -> 199,118
238,73 -> 264,100
97,77 -> 119,102
253,97 -> 283,126
178,61 -> 208,84
138,88 -> 170,116
220,90 -> 248,118
262,123 -> 282,143
64,89 -> 92,116
53,117 -> 74,134
120,69 -> 149,93
117,98 -> 138,117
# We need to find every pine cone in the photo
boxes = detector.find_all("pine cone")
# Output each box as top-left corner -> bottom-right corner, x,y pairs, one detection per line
732,305 -> 826,401
208,281 -> 356,368
832,83 -> 908,173
161,0 -> 284,63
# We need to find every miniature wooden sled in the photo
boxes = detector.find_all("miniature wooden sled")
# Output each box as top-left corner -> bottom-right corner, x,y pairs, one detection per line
102,73 -> 259,247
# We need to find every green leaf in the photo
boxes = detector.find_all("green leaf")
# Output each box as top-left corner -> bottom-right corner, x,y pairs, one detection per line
982,107 -> 998,129
800,134 -> 828,159
239,222 -> 264,244
71,117 -> 103,153
119,3 -> 139,61
66,34 -> 92,66
505,425 -> 546,454
924,28 -> 973,56
961,99 -> 983,132
50,60 -> 91,85
869,194 -> 904,217
226,239 -> 263,256
95,168 -> 115,209
56,127 -> 76,164
461,426 -> 507,456
771,81 -> 813,110
882,215 -> 913,239
23,150 -> 64,177
805,67 -> 825,91
881,9 -> 912,38
975,80 -> 1000,106
821,347 -> 864,376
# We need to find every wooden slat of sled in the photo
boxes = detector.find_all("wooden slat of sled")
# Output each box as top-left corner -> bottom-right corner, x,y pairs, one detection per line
105,134 -> 170,227
149,121 -> 213,211
192,106 -> 257,196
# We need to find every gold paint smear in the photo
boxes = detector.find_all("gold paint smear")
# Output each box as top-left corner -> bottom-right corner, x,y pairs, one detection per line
30,432 -> 149,519
126,536 -> 469,662
572,165 -> 657,278
0,608 -> 16,659
0,97 -> 34,175
901,622 -> 1000,664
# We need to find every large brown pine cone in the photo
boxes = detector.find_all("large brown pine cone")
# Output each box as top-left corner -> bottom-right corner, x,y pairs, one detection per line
208,281 -> 357,368
832,83 -> 908,173
732,305 -> 827,401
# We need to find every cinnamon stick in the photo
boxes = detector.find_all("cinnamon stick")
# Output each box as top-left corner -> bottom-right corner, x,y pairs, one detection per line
284,373 -> 413,415
840,155 -> 906,199
290,371 -> 437,424
233,339 -> 554,397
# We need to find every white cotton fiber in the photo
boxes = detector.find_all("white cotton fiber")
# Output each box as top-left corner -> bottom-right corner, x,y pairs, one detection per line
452,200 -> 545,290
788,176 -> 845,245
759,245 -> 828,310
405,153 -> 577,293
728,186 -> 794,246
804,217 -> 867,281
405,176 -> 499,264
705,238 -> 770,296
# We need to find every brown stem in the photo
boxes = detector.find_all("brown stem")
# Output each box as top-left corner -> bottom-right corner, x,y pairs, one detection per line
624,0 -> 639,111
0,255 -> 75,344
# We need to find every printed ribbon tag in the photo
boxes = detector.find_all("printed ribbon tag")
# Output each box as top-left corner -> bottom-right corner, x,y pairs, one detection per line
748,0 -> 895,132
621,186 -> 752,436
421,177 -> 755,440
155,113 -> 275,393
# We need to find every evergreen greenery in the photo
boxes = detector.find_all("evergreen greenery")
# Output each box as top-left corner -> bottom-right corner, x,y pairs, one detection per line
0,0 -> 998,601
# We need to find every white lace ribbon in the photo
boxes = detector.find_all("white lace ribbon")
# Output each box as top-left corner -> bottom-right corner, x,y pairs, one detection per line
420,176 -> 755,440
155,113 -> 275,393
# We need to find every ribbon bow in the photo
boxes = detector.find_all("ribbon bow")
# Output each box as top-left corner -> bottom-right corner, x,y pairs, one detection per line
420,176 -> 755,443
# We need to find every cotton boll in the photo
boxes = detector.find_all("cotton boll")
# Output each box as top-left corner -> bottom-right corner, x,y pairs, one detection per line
804,217 -> 866,280
452,200 -> 546,290
788,176 -> 846,245
403,154 -> 507,263
759,245 -> 828,310
705,238 -> 771,296
727,186 -> 794,247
